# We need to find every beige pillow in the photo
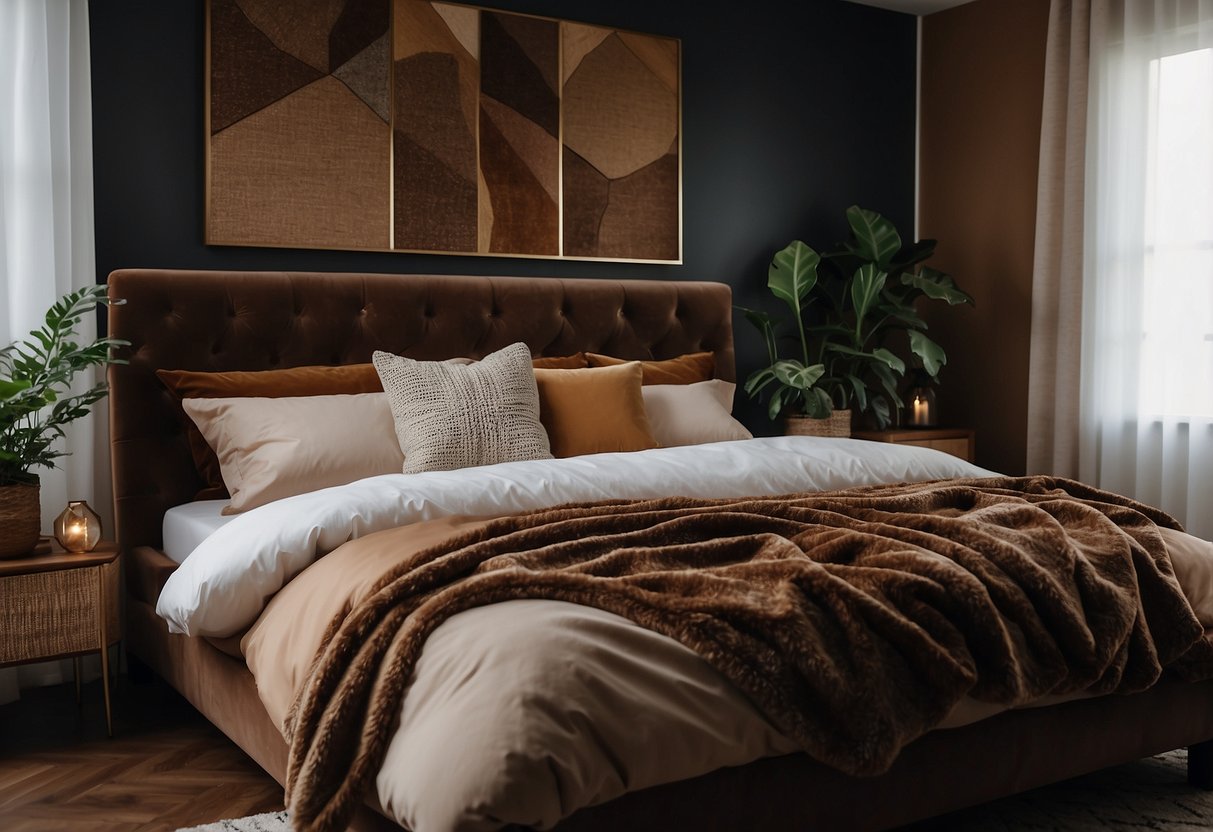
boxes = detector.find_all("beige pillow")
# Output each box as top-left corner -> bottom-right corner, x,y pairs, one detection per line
533,363 -> 658,457
641,380 -> 752,447
158,363 -> 386,499
181,393 -> 403,514
1161,528 -> 1213,626
373,342 -> 552,474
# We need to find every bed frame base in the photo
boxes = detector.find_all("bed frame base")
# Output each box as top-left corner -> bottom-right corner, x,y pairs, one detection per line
126,596 -> 1213,832
1190,740 -> 1213,789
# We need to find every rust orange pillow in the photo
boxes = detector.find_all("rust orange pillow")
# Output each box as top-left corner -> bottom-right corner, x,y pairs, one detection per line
533,363 -> 658,458
585,351 -> 715,385
532,352 -> 589,369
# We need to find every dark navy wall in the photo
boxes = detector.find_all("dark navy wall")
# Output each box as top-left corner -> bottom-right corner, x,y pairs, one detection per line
88,0 -> 917,432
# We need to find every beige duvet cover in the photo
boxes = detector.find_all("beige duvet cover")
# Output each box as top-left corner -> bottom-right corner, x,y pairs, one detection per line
243,515 -> 801,831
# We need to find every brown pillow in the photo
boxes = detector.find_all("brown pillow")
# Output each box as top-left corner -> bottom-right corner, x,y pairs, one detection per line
158,364 -> 385,498
534,363 -> 658,458
585,351 -> 715,385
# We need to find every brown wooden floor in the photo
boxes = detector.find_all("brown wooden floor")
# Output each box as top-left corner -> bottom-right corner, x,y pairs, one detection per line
0,674 -> 284,832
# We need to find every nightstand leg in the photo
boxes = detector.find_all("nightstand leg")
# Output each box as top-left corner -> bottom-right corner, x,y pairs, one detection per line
98,568 -> 112,737
73,656 -> 81,705
99,637 -> 111,737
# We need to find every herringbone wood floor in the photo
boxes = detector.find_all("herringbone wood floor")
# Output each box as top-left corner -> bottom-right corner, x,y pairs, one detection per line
0,675 -> 284,831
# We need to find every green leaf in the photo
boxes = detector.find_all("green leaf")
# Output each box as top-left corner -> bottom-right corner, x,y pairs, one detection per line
738,306 -> 780,365
870,361 -> 902,405
875,299 -> 927,330
767,241 -> 820,315
0,379 -> 31,400
803,388 -> 833,418
770,359 -> 826,391
887,239 -> 937,271
768,387 -> 789,420
744,367 -> 778,397
850,263 -> 886,323
909,330 -> 947,376
845,206 -> 901,266
900,267 -> 973,305
870,396 -> 892,430
846,374 -> 868,412
870,348 -> 905,374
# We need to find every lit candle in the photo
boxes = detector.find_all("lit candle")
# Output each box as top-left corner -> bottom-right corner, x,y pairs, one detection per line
913,396 -> 928,426
65,519 -> 87,552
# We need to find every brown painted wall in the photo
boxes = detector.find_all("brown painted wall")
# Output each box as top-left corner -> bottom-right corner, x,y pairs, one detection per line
918,0 -> 1050,475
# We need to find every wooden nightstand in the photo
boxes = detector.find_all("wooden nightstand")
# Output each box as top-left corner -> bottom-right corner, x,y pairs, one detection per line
0,540 -> 121,735
852,427 -> 977,463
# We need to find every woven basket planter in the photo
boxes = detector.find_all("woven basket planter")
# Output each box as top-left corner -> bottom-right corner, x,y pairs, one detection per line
0,482 -> 41,559
784,409 -> 852,438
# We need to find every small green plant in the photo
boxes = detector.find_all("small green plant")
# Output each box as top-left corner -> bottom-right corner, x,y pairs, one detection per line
0,285 -> 127,486
740,206 -> 971,429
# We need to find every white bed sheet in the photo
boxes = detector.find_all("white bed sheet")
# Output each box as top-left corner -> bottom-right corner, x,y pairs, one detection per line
161,500 -> 233,564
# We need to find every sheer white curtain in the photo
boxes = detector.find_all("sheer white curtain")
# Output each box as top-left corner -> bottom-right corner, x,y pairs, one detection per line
1080,0 -> 1213,538
0,0 -> 105,703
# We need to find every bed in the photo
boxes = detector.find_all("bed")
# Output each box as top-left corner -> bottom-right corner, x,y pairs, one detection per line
107,268 -> 1213,832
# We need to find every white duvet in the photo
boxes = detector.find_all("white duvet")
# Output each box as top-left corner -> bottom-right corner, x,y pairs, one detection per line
157,436 -> 995,637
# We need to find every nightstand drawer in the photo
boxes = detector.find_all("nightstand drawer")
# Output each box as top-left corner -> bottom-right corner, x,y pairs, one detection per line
0,556 -> 120,665
852,428 -> 976,463
927,438 -> 972,458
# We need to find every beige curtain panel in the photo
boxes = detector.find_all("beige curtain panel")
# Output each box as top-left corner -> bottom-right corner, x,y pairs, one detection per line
1026,0 -> 1093,478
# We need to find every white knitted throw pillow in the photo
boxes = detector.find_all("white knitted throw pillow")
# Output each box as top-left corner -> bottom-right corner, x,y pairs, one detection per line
372,343 -> 552,473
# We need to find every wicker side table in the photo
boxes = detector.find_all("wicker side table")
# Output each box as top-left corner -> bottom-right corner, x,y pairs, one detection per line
0,540 -> 121,735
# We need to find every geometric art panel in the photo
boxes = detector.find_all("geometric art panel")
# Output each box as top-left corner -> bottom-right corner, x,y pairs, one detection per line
479,11 -> 559,255
208,0 -> 391,251
562,24 -> 679,261
392,0 -> 479,252
207,0 -> 681,262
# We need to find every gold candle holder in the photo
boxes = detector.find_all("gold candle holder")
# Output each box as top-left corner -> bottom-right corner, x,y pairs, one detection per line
53,500 -> 102,553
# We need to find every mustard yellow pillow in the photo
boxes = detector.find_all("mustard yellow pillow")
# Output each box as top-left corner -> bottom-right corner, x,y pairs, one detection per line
534,363 -> 658,458
585,351 -> 715,385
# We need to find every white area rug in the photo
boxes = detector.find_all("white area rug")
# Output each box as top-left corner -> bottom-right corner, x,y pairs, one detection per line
176,750 -> 1213,831
177,811 -> 289,832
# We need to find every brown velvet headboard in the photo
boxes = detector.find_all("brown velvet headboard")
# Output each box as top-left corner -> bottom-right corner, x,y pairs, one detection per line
107,269 -> 735,550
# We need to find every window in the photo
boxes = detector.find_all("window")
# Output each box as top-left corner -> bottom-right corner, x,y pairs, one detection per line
1139,47 -> 1213,418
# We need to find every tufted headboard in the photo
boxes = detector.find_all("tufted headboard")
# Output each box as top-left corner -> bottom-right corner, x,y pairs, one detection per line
107,269 -> 735,550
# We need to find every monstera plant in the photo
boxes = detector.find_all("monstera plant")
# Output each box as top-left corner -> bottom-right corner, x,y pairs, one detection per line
0,285 -> 126,557
741,206 -> 972,431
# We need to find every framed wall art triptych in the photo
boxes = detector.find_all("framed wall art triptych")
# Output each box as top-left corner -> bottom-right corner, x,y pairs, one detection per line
206,0 -> 681,263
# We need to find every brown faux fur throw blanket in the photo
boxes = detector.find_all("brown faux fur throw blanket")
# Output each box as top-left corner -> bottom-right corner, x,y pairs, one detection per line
282,476 -> 1213,831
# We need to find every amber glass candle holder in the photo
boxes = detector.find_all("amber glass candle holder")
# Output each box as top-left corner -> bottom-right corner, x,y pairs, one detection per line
53,500 -> 102,553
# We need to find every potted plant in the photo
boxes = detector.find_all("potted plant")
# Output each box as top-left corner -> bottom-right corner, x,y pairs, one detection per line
741,206 -> 971,435
0,285 -> 126,558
